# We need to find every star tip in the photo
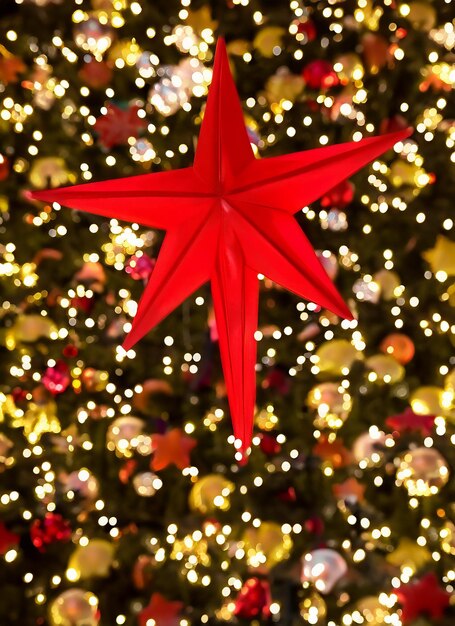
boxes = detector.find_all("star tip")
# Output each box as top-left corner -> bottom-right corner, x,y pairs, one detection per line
121,337 -> 134,353
235,442 -> 251,466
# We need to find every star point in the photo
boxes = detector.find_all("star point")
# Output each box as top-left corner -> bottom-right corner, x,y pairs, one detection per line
30,38 -> 412,458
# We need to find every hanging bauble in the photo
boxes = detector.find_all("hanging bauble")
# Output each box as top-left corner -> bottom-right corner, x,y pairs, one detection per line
315,339 -> 361,376
396,447 -> 449,496
242,521 -> 292,571
355,596 -> 390,625
234,577 -> 271,619
68,539 -> 115,579
407,1 -> 437,31
42,360 -> 71,395
373,269 -> 401,300
189,474 -> 234,514
353,276 -> 381,303
290,17 -> 317,43
299,591 -> 327,622
302,60 -> 339,89
106,416 -> 145,456
73,13 -> 114,57
149,71 -> 189,117
253,26 -> 286,58
0,154 -> 10,181
411,386 -> 453,418
49,589 -> 99,626
307,382 -> 352,429
365,354 -> 405,384
133,472 -> 163,497
29,157 -> 70,190
379,333 -> 415,365
352,429 -> 388,466
301,548 -> 347,594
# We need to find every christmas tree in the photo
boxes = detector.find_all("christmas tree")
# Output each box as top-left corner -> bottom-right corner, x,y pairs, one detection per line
0,0 -> 454,625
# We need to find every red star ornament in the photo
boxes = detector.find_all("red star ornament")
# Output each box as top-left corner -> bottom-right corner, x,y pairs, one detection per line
396,572 -> 451,624
151,428 -> 196,471
30,39 -> 411,460
138,592 -> 184,626
386,407 -> 435,436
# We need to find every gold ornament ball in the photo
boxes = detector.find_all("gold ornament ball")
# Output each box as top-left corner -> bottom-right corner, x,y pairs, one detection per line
373,269 -> 401,300
29,157 -> 70,189
6,314 -> 56,346
81,368 -> 109,392
68,539 -> 115,580
108,39 -> 142,66
444,369 -> 455,393
49,589 -> 99,626
299,591 -> 327,621
189,474 -> 235,514
408,1 -> 437,30
253,26 -> 286,57
334,53 -> 364,82
242,521 -> 292,571
411,386 -> 454,418
106,416 -> 144,456
265,68 -> 304,104
315,339 -> 361,376
355,596 -> 390,625
307,382 -> 352,429
365,354 -> 405,384
396,447 -> 449,497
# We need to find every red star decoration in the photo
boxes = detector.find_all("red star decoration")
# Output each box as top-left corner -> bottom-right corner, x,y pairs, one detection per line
0,522 -> 20,556
138,592 -> 184,626
94,103 -> 147,149
332,477 -> 366,502
396,572 -> 450,624
151,428 -> 196,471
386,407 -> 435,436
30,39 -> 411,460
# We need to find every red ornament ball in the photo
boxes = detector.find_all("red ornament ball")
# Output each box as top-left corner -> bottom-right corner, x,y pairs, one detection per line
62,344 -> 79,358
125,253 -> 155,281
30,513 -> 72,552
380,333 -> 415,365
42,360 -> 71,395
259,433 -> 282,456
305,516 -> 324,535
234,577 -> 271,620
0,154 -> 9,181
321,180 -> 355,209
303,60 -> 339,90
292,17 -> 317,42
